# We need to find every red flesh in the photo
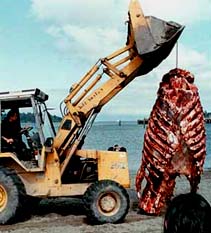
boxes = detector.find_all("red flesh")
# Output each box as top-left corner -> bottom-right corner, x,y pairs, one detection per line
136,68 -> 206,214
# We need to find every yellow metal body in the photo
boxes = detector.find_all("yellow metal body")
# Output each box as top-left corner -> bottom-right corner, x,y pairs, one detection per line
0,151 -> 90,197
76,150 -> 130,188
0,147 -> 130,197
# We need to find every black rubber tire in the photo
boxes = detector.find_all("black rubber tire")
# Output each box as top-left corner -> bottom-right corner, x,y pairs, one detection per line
83,180 -> 129,224
0,166 -> 26,224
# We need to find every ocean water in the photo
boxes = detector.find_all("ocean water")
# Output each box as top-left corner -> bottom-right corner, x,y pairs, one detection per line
82,121 -> 211,173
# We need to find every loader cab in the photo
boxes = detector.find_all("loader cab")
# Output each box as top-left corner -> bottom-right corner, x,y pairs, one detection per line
0,89 -> 56,160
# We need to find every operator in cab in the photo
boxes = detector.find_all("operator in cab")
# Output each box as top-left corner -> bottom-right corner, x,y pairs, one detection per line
1,108 -> 27,159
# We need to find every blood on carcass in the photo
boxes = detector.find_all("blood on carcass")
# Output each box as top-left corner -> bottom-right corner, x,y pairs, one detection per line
136,68 -> 206,215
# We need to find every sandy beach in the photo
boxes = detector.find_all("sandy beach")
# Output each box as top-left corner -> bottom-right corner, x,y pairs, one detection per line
0,170 -> 210,233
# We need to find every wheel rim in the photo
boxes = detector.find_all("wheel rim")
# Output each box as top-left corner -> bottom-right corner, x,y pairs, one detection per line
98,191 -> 121,216
0,185 -> 7,211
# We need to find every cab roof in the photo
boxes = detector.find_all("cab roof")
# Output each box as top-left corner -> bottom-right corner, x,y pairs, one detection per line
0,88 -> 48,102
0,89 -> 48,109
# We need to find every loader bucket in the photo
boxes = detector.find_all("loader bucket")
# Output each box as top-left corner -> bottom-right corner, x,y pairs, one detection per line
128,0 -> 185,75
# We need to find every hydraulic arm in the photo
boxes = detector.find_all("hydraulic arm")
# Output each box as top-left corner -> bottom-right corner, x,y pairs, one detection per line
53,0 -> 184,174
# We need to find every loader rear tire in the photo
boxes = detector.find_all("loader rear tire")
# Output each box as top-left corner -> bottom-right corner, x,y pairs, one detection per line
0,166 -> 26,224
83,180 -> 129,224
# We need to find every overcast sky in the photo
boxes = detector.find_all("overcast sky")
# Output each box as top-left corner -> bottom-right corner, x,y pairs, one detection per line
0,0 -> 210,121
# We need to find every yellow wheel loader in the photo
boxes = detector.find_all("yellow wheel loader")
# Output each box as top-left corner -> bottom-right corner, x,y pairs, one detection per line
0,0 -> 184,224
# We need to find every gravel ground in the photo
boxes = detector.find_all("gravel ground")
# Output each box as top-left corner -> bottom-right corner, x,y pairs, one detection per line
0,171 -> 210,233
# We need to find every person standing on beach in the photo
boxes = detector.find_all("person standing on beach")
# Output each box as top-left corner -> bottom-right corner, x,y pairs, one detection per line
164,192 -> 211,233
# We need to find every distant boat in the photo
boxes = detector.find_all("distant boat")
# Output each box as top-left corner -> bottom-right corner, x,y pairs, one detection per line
137,118 -> 148,125
137,118 -> 211,124
205,118 -> 211,123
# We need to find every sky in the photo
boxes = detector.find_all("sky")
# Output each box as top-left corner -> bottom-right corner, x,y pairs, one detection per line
0,0 -> 211,121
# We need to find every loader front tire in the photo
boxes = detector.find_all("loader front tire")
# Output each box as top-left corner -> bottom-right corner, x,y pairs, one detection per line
0,167 -> 26,224
83,180 -> 129,224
